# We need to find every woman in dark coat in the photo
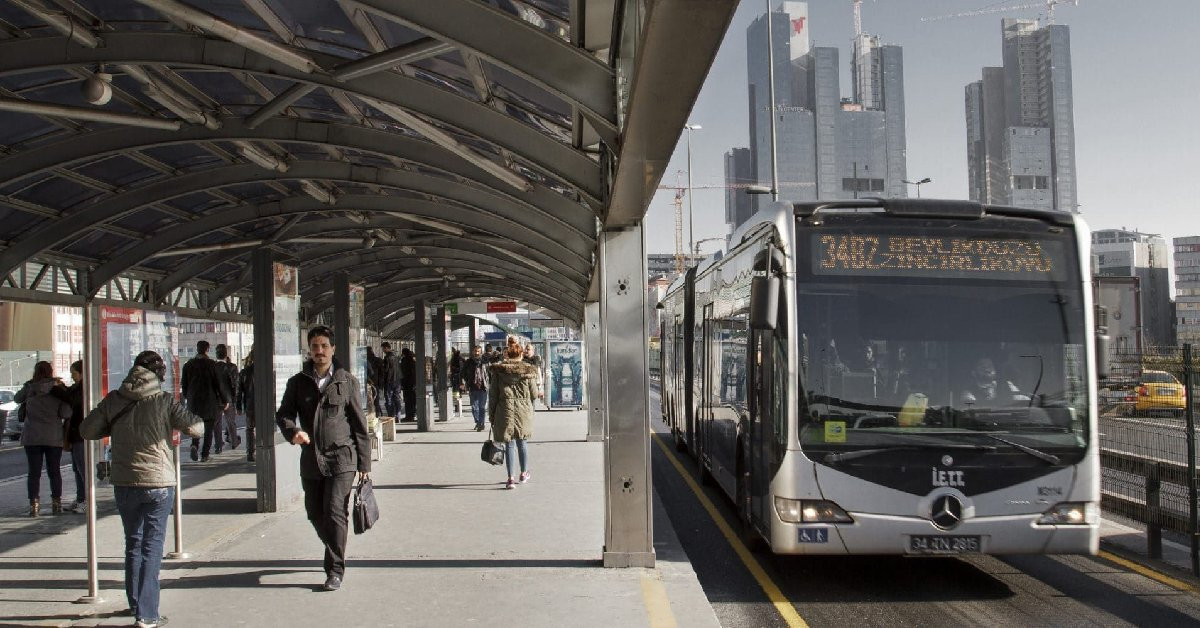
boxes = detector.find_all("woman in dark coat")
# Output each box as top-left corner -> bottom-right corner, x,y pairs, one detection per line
16,361 -> 71,516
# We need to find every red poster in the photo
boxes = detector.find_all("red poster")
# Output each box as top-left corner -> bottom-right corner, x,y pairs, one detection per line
486,301 -> 517,313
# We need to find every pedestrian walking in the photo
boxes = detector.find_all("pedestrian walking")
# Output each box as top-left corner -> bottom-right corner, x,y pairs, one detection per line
381,342 -> 402,419
237,350 -> 256,462
400,348 -> 417,422
62,360 -> 87,513
81,351 -> 205,628
16,361 -> 71,516
488,337 -> 538,489
275,326 -> 371,592
523,344 -> 546,410
365,347 -> 385,417
460,346 -> 489,431
181,341 -> 232,462
449,348 -> 463,418
214,344 -> 241,451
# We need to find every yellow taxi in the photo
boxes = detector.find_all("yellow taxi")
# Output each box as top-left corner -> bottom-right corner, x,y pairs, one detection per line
1135,370 -> 1187,415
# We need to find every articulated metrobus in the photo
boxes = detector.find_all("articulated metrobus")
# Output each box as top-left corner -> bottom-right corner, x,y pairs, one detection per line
659,199 -> 1100,555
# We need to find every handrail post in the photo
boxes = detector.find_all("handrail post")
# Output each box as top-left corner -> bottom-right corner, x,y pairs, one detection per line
165,440 -> 189,560
1183,343 -> 1198,576
1147,462 -> 1163,559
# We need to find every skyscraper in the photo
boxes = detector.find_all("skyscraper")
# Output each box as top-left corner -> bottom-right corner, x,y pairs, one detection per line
1174,236 -> 1200,346
730,1 -> 907,231
965,19 -> 1077,212
1092,229 -> 1173,348
723,148 -> 754,231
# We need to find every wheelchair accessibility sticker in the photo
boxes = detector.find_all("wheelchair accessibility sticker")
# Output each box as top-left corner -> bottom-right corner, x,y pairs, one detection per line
798,528 -> 829,543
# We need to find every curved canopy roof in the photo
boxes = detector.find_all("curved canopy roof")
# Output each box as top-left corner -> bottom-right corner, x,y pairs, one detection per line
0,0 -> 738,332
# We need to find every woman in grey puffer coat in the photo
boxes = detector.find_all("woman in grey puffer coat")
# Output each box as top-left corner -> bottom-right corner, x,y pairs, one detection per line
16,361 -> 71,516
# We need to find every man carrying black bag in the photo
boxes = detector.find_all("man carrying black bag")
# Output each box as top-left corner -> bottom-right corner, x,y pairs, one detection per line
276,326 -> 371,592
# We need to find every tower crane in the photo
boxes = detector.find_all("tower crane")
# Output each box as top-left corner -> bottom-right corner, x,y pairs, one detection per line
921,0 -> 1080,24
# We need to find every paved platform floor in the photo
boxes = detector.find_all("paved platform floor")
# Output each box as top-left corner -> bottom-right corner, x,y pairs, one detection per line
0,409 -> 717,627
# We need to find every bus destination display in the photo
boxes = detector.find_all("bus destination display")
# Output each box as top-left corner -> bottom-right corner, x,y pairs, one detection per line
812,234 -> 1068,281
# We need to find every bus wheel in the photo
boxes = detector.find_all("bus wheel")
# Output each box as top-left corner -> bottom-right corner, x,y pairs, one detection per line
737,465 -> 765,551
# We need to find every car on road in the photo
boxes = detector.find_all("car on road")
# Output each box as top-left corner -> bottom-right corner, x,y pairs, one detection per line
1,390 -> 21,441
1135,370 -> 1187,416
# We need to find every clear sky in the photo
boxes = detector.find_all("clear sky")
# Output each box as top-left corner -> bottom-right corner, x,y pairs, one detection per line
644,0 -> 1200,263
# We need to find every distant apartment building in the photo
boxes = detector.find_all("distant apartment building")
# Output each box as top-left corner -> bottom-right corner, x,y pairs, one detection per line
178,319 -> 253,363
1092,229 -> 1173,348
647,253 -> 704,282
730,1 -> 906,231
965,19 -> 1077,212
1175,236 -> 1200,345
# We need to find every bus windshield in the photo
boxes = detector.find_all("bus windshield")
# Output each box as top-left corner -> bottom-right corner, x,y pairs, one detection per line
794,217 -> 1089,462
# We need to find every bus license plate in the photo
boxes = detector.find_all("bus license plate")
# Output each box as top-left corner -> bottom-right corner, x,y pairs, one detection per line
908,535 -> 981,555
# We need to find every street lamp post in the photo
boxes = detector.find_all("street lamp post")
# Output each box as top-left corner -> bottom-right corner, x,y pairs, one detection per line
902,177 -> 932,198
764,0 -> 780,202
684,123 -> 702,262
4,353 -> 37,387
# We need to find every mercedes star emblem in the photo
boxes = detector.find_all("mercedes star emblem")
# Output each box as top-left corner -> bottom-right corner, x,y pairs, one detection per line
931,495 -> 963,530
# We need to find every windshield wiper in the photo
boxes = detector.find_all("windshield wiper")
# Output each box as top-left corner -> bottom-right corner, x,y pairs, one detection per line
824,443 -> 997,464
984,434 -> 1061,465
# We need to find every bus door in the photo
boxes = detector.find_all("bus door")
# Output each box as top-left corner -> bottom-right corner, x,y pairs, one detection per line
750,328 -> 774,527
698,304 -> 714,465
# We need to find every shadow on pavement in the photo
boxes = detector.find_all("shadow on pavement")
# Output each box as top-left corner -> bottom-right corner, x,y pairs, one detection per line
372,482 -> 501,491
180,497 -> 257,515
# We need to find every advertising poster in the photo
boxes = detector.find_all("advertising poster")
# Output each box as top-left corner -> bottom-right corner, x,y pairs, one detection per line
99,307 -> 179,397
349,284 -> 368,409
273,263 -> 302,404
548,341 -> 584,408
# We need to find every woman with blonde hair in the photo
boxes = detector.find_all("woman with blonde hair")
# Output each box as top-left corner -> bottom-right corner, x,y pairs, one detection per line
488,336 -> 539,489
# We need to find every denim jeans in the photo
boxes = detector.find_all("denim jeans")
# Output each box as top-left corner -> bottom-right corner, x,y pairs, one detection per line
69,441 -> 86,503
115,486 -> 174,623
469,390 -> 488,427
24,445 -> 63,501
505,439 -> 528,478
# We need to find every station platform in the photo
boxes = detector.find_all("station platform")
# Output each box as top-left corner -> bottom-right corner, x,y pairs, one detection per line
0,410 -> 718,627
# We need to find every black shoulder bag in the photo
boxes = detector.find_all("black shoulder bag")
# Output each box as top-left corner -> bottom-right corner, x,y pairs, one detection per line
353,476 -> 380,534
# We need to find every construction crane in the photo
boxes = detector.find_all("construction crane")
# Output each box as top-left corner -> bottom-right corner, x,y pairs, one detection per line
921,0 -> 1079,24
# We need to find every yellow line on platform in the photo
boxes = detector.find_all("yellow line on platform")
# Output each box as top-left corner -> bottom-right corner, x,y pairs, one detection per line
640,571 -> 678,628
1099,550 -> 1196,592
652,433 -> 808,628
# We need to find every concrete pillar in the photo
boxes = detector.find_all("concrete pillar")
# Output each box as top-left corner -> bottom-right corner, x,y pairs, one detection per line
433,305 -> 449,423
599,224 -> 653,568
414,300 -> 429,431
332,272 -> 351,367
251,250 -> 303,512
585,301 -> 605,442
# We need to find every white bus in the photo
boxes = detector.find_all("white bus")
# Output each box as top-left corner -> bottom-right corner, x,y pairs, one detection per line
659,199 -> 1101,555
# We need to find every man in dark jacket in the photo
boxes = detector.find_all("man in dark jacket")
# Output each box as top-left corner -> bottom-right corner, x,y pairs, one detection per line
276,326 -> 371,592
181,340 -> 232,462
63,360 -> 87,512
460,345 -> 489,431
237,351 -> 256,463
365,347 -> 385,417
380,342 -> 402,419
399,347 -> 417,422
214,344 -> 241,451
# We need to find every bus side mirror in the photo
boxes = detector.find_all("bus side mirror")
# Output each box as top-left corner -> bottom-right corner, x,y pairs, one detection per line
750,276 -> 779,330
1095,331 -> 1110,380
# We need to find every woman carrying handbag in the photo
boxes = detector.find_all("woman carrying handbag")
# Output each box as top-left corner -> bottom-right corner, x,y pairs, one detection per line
487,337 -> 539,489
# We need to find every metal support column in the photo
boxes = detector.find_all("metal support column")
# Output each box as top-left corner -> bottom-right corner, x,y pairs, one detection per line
415,300 -> 430,431
585,301 -> 605,442
433,305 -> 449,423
251,250 -> 301,511
599,225 -> 653,568
75,301 -> 103,604
332,272 -> 351,367
469,318 -> 478,349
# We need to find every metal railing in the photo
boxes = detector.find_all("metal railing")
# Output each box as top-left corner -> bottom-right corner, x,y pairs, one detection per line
1099,343 -> 1199,574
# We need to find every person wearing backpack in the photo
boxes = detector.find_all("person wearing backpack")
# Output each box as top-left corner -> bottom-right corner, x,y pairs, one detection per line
460,345 -> 490,431
81,351 -> 205,628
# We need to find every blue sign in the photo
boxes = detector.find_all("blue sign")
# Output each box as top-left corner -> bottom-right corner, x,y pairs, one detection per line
483,331 -> 507,341
797,528 -> 829,544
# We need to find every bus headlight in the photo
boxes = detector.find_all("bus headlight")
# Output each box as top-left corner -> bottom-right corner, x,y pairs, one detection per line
775,498 -> 853,523
1036,502 -> 1095,525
